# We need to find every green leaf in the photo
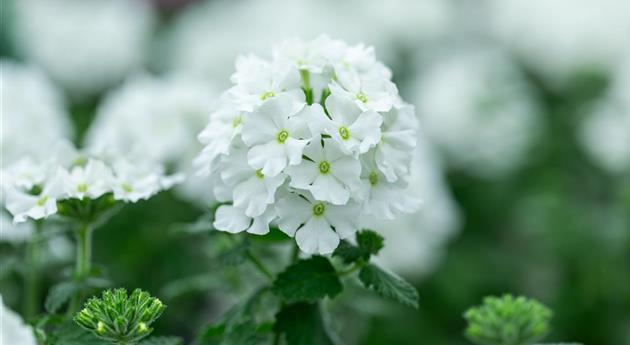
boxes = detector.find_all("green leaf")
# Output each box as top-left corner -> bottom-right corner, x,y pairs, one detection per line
45,281 -> 80,313
218,239 -> 250,266
332,240 -> 364,264
47,321 -> 109,345
195,289 -> 272,345
358,263 -> 419,308
332,230 -> 384,264
272,256 -> 343,303
139,336 -> 185,345
356,230 -> 384,257
274,303 -> 338,345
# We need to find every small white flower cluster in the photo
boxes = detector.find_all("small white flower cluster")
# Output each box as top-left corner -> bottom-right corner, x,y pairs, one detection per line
196,36 -> 420,254
1,142 -> 180,224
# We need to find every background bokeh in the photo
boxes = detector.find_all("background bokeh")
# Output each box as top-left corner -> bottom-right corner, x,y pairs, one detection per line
1,0 -> 629,344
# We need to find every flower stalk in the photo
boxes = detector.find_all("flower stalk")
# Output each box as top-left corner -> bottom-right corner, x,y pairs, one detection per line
24,221 -> 44,318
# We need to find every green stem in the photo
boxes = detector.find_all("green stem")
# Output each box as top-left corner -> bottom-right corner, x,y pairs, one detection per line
337,262 -> 364,276
24,221 -> 43,318
290,242 -> 300,263
245,250 -> 274,282
300,69 -> 313,105
68,222 -> 92,314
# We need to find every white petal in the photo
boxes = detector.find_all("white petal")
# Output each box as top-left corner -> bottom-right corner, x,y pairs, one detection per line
284,137 -> 308,166
276,193 -> 311,236
233,176 -> 269,217
325,203 -> 360,239
326,92 -> 362,125
348,110 -> 382,153
295,216 -> 339,254
310,174 -> 349,205
330,157 -> 362,191
248,207 -> 276,235
214,205 -> 251,233
247,141 -> 288,177
241,111 -> 279,146
285,161 -> 319,189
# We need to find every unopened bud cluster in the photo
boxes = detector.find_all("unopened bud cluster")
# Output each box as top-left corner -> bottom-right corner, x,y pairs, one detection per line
74,288 -> 166,344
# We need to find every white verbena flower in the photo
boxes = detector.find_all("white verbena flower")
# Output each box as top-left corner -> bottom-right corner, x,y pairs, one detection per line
1,295 -> 37,345
195,36 -> 419,254
277,193 -> 360,254
2,142 -> 178,223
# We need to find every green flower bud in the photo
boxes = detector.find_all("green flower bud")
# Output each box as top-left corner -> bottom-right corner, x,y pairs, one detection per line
73,288 -> 166,344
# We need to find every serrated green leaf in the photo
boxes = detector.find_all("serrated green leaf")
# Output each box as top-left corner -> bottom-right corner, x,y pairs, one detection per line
139,336 -> 184,345
272,256 -> 342,303
332,230 -> 385,265
332,240 -> 364,264
358,263 -> 419,308
273,303 -> 337,345
45,281 -> 80,313
356,229 -> 384,257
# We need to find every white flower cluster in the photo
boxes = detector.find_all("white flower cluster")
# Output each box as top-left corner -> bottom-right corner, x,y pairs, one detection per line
1,142 -> 180,223
196,36 -> 420,254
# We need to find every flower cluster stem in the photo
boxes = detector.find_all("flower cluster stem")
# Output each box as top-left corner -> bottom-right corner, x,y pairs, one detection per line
68,222 -> 93,314
23,221 -> 43,318
245,250 -> 274,282
337,261 -> 364,276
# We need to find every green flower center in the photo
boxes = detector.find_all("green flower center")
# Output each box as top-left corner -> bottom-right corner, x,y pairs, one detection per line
36,195 -> 49,206
356,92 -> 368,103
122,183 -> 133,193
255,169 -> 265,179
312,202 -> 326,216
260,90 -> 276,100
369,171 -> 379,186
277,129 -> 289,143
338,126 -> 350,140
77,183 -> 88,193
232,115 -> 242,128
318,161 -> 331,174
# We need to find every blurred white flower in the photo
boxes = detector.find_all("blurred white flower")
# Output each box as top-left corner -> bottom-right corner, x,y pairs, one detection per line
165,0 -> 450,85
86,74 -> 217,206
488,0 -> 630,87
0,211 -> 33,242
0,60 -> 72,166
197,36 -> 419,254
412,48 -> 541,178
579,59 -> 630,174
0,295 -> 37,345
12,0 -> 155,97
2,142 -> 177,223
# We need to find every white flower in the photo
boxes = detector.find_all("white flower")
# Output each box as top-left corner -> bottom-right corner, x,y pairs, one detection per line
227,55 -> 302,112
195,36 -> 418,254
375,104 -> 418,182
110,159 -> 161,202
309,93 -> 382,157
62,160 -> 113,200
330,69 -> 398,113
0,60 -> 72,167
213,204 -> 276,235
4,172 -> 63,223
276,193 -> 360,254
241,93 -> 310,176
359,151 -> 421,220
13,0 -> 155,96
1,295 -> 37,345
219,141 -> 286,217
285,137 -> 361,205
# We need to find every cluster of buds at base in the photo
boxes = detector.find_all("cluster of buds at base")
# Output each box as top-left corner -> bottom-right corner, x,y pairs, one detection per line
74,288 -> 166,344
464,294 -> 552,345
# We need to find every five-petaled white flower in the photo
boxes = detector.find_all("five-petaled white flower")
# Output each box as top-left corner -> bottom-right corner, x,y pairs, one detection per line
286,137 -> 361,205
309,93 -> 382,157
276,193 -> 360,254
61,159 -> 113,200
241,93 -> 310,176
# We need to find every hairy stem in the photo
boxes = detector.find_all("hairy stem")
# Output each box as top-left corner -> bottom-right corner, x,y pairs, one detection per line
245,250 -> 274,282
24,221 -> 43,318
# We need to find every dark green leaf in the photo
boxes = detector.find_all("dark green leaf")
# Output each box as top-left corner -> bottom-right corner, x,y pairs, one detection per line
272,256 -> 342,303
358,263 -> 419,308
139,336 -> 185,345
356,230 -> 384,257
45,281 -> 79,313
274,303 -> 337,345
332,240 -> 364,264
